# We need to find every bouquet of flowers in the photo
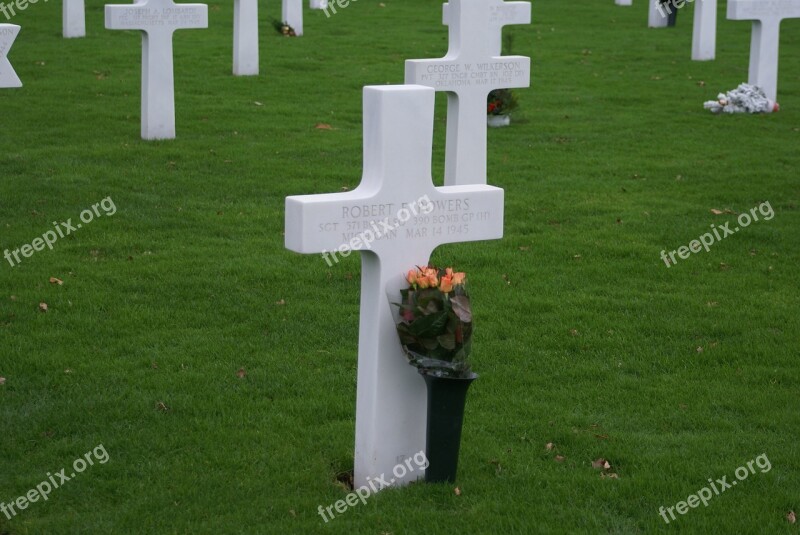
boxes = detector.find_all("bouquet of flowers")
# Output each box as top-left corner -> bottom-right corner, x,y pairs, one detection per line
487,88 -> 518,116
394,266 -> 473,378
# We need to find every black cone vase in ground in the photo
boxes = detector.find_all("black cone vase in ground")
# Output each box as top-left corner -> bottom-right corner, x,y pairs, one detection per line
421,370 -> 478,483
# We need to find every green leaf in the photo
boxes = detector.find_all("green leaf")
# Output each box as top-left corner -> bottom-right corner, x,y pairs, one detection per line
408,309 -> 448,338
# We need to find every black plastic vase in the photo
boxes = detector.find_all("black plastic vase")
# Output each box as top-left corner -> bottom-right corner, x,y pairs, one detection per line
421,370 -> 478,483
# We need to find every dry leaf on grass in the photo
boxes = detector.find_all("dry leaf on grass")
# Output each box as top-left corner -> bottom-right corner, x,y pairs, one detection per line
237,368 -> 246,379
601,472 -> 619,479
49,277 -> 63,285
787,511 -> 796,524
554,455 -> 565,463
710,208 -> 724,215
592,458 -> 611,470
0,377 -> 5,385
275,299 -> 286,306
315,123 -> 334,130
38,302 -> 48,312
453,487 -> 461,496
156,401 -> 169,412
545,442 -> 554,451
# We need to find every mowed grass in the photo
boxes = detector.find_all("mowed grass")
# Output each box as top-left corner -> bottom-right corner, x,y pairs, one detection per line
1,0 -> 799,533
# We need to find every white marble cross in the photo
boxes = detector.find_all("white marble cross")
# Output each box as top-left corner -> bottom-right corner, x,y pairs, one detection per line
406,0 -> 530,187
692,0 -> 717,60
442,0 -> 530,56
0,24 -> 21,88
615,0 -> 632,5
233,0 -> 258,75
285,85 -> 504,489
105,0 -> 208,140
282,0 -> 303,36
63,0 -> 86,38
728,0 -> 800,101
309,0 -> 327,10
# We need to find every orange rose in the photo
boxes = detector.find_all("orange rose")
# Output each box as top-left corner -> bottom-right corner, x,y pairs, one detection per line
439,274 -> 453,293
426,273 -> 438,288
406,269 -> 417,286
417,275 -> 430,289
452,272 -> 466,286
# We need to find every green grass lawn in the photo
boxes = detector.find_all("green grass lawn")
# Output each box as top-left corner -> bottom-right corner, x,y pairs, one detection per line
1,0 -> 799,532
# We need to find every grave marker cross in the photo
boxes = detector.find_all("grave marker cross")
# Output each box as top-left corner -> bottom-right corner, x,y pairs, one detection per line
406,0 -> 530,186
285,85 -> 505,488
728,0 -> 800,101
105,0 -> 208,139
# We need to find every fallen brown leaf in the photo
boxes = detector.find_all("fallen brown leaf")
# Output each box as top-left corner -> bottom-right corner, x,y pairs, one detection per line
554,455 -> 565,462
10,295 -> 16,301
156,401 -> 169,412
454,487 -> 461,496
787,511 -> 796,524
49,277 -> 63,285
38,302 -> 48,312
710,209 -> 724,215
601,472 -> 619,479
570,329 -> 579,337
275,299 -> 286,306
0,377 -> 5,385
545,442 -> 554,451
592,458 -> 611,470
594,434 -> 609,440
237,368 -> 246,379
315,123 -> 333,130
